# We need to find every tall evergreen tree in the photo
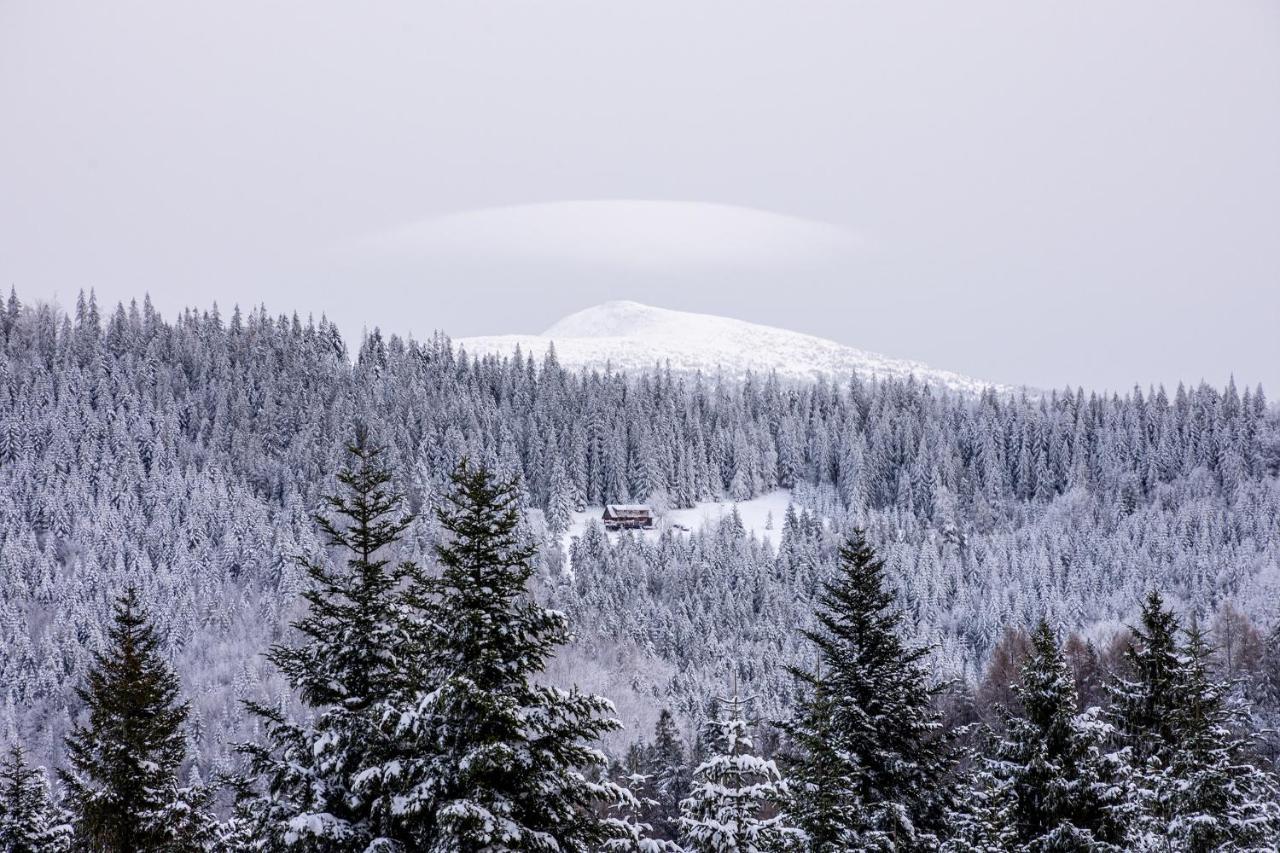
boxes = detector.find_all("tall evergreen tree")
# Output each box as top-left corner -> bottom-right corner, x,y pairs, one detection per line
637,709 -> 692,842
680,694 -> 794,853
1254,622 -> 1280,766
241,430 -> 418,850
383,459 -> 640,851
938,770 -> 1016,853
60,588 -> 191,852
546,456 -> 577,536
0,744 -> 72,853
1157,623 -> 1280,852
1110,595 -> 1280,850
1107,590 -> 1183,768
964,621 -> 1126,851
147,782 -> 227,853
780,532 -> 954,851
779,677 -> 851,852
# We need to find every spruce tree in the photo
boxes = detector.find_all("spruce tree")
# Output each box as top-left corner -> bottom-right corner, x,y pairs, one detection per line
976,620 -> 1125,851
1107,590 -> 1183,768
384,459 -> 639,851
1159,624 -> 1280,852
546,456 -> 577,536
60,587 -> 191,852
147,782 -> 227,852
692,698 -> 725,771
778,677 -> 851,852
0,744 -> 72,853
240,430 -> 417,849
780,532 -> 953,851
679,694 -> 795,853
642,709 -> 691,841
1110,598 -> 1280,850
938,770 -> 1016,853
1254,622 -> 1280,767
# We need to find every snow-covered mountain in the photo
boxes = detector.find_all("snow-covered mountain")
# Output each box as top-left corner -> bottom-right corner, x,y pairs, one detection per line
458,301 -> 1000,393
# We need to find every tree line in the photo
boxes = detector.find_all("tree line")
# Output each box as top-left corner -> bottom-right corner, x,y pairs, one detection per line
4,438 -> 1278,851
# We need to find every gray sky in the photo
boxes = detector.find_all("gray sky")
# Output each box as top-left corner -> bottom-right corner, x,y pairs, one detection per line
2,1 -> 1278,392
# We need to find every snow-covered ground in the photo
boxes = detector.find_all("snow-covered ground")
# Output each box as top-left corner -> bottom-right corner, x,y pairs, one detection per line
459,301 -> 1002,393
560,490 -> 796,571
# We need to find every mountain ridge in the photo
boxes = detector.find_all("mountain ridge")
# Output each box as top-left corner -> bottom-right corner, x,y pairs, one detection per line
459,300 -> 1002,393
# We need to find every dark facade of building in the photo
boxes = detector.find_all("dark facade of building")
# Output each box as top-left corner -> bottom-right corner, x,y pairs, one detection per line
602,504 -> 655,531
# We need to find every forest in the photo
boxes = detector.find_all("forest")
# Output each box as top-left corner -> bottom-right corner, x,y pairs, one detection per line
2,290 -> 1280,850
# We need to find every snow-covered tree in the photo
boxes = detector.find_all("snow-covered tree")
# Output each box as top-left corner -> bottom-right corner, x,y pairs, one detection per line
383,459 -> 641,851
60,588 -> 195,851
680,693 -> 795,853
0,744 -> 72,852
1156,624 -> 1280,851
938,770 -> 1015,853
625,709 -> 692,843
778,679 -> 850,853
146,781 -> 228,853
968,621 -> 1126,851
1107,591 -> 1184,768
1109,593 -> 1280,851
780,532 -> 954,851
1254,622 -> 1280,766
644,709 -> 691,841
240,430 -> 418,850
546,455 -> 578,536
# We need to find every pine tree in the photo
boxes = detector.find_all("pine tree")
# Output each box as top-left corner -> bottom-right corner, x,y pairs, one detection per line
546,456 -> 577,536
780,532 -> 953,851
1107,590 -> 1183,768
1255,622 -> 1280,766
938,769 -> 1016,853
778,676 -> 853,853
1110,597 -> 1280,851
147,782 -> 227,853
640,709 -> 691,841
974,621 -> 1125,851
1159,624 -> 1280,852
60,588 -> 192,852
0,744 -> 72,853
385,459 -> 639,851
240,430 -> 417,850
680,693 -> 795,853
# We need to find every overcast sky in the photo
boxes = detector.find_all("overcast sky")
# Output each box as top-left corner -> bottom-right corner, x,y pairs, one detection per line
2,1 -> 1278,392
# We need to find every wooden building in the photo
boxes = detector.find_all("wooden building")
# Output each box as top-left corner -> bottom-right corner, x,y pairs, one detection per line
602,504 -> 655,531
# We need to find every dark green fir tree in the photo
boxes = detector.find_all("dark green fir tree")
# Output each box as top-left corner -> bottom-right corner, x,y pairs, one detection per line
240,429 -> 418,850
642,709 -> 692,841
60,588 -> 191,852
977,621 -> 1126,851
1106,590 -> 1184,768
387,459 -> 640,851
1109,594 -> 1280,850
780,532 -> 954,852
0,744 -> 72,853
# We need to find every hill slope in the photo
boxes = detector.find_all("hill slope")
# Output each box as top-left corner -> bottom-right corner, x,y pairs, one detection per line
459,301 -> 1000,392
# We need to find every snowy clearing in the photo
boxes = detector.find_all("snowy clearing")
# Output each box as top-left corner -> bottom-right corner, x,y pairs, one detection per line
561,490 -> 795,568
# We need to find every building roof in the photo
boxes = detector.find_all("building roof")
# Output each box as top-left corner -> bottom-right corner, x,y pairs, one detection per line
604,504 -> 653,516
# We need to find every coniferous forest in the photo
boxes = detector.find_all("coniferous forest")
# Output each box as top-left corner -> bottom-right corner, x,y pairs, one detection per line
2,290 -> 1280,850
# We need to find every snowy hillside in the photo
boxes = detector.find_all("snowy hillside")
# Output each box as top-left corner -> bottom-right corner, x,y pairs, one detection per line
458,301 -> 1000,392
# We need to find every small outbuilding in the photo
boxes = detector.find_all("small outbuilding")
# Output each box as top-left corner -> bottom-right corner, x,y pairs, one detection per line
602,504 -> 655,531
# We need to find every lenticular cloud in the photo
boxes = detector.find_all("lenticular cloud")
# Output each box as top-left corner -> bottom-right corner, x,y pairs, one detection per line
356,199 -> 864,270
